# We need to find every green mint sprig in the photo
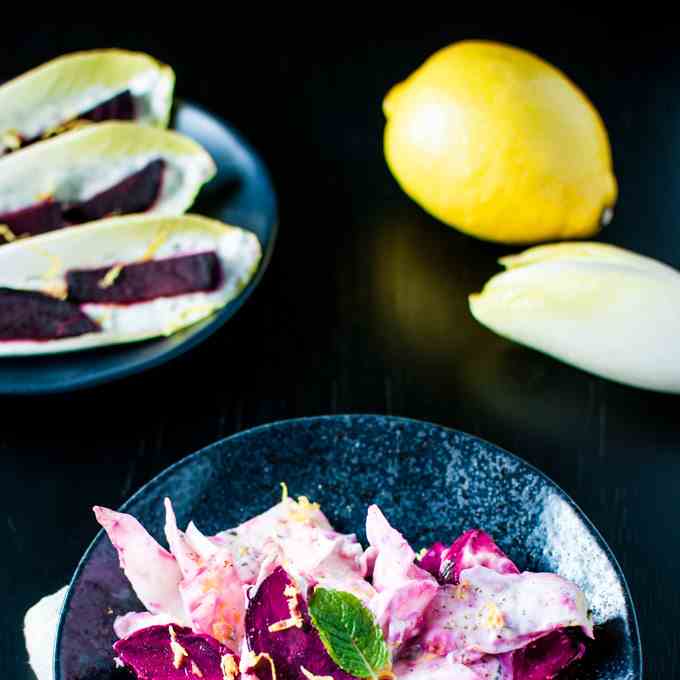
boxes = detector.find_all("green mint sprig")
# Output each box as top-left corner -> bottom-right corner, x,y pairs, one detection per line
308,588 -> 390,679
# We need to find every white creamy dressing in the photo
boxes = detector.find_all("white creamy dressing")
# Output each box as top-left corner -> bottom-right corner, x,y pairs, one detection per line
421,566 -> 593,658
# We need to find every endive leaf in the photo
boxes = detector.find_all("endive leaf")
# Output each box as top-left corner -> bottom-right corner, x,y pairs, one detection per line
469,242 -> 680,393
0,214 -> 261,356
0,122 -> 215,242
0,49 -> 174,153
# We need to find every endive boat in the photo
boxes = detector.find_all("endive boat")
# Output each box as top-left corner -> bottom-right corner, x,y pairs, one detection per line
0,49 -> 174,155
0,214 -> 261,355
470,242 -> 680,392
0,122 -> 215,244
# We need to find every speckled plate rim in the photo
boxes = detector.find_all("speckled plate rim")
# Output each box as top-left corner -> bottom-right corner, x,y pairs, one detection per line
0,100 -> 278,396
52,414 -> 643,679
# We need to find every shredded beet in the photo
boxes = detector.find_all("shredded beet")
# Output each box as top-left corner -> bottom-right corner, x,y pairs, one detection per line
63,159 -> 165,224
0,159 -> 165,241
0,287 -> 99,341
67,251 -> 221,305
113,624 -> 239,680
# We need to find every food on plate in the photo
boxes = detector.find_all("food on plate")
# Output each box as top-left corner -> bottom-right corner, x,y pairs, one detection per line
383,40 -> 617,244
0,49 -> 174,156
94,491 -> 593,679
0,214 -> 261,355
0,122 -> 215,243
470,241 -> 680,393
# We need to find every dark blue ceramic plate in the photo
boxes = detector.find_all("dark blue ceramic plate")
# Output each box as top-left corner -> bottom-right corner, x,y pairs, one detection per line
0,101 -> 277,396
54,416 -> 642,679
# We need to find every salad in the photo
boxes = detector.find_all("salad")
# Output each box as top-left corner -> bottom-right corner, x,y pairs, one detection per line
95,488 -> 593,680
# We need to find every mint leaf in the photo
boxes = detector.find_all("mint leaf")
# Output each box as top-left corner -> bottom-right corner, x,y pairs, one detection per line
308,588 -> 390,679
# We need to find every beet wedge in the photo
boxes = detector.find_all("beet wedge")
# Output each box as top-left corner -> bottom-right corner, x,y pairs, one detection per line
0,49 -> 174,156
0,214 -> 261,356
0,122 -> 215,244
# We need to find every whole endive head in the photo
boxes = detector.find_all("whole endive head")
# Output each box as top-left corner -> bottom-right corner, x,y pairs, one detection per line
469,242 -> 680,393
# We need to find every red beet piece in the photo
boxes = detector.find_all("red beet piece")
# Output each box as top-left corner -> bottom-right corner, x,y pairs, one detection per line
80,90 -> 135,122
0,287 -> 99,341
415,542 -> 447,582
511,629 -> 587,680
245,566 -> 357,680
0,200 -> 64,240
63,159 -> 165,224
67,251 -> 221,305
0,158 -> 164,241
417,530 -> 519,585
113,624 -> 240,680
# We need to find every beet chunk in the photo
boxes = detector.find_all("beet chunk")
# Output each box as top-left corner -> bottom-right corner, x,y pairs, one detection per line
80,90 -> 135,122
67,251 -> 221,305
0,288 -> 99,341
511,629 -> 587,680
113,624 -> 239,680
245,567 -> 356,680
0,200 -> 64,240
63,159 -> 165,224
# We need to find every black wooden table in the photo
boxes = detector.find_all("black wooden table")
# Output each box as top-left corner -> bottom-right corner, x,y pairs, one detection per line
1,23 -> 677,678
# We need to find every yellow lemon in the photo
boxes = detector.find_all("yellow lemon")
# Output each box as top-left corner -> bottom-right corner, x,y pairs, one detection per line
383,41 -> 617,244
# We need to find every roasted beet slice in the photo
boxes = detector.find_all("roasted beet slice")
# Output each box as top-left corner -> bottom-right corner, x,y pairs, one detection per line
63,159 -> 165,224
113,624 -> 240,680
245,566 -> 356,680
0,287 -> 99,341
511,629 -> 587,680
67,251 -> 221,305
0,159 -> 164,241
80,89 -> 135,122
0,200 -> 64,240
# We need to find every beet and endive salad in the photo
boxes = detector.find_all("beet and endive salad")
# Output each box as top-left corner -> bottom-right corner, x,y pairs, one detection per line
95,491 -> 593,680
0,214 -> 261,355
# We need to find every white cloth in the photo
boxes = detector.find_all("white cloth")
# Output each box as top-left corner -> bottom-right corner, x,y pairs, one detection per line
24,586 -> 68,680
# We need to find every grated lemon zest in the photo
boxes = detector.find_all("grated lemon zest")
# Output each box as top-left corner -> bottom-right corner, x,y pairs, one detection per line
220,654 -> 238,680
289,496 -> 320,523
243,651 -> 277,680
0,224 -> 16,242
1,129 -> 21,151
142,226 -> 171,261
41,118 -> 91,139
280,481 -> 289,502
168,625 -> 189,669
481,601 -> 505,630
269,582 -> 304,632
300,667 -> 334,680
98,264 -> 123,289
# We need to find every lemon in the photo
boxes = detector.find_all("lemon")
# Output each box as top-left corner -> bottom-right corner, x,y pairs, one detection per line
383,41 -> 617,244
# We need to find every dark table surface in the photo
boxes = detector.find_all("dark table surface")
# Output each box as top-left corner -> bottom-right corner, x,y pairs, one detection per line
1,22 -> 677,678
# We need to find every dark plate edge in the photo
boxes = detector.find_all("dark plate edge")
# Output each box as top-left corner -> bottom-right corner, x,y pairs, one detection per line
52,414 -> 643,679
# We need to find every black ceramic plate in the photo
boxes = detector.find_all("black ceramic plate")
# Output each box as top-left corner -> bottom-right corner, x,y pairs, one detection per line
0,101 -> 277,396
54,415 -> 642,679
